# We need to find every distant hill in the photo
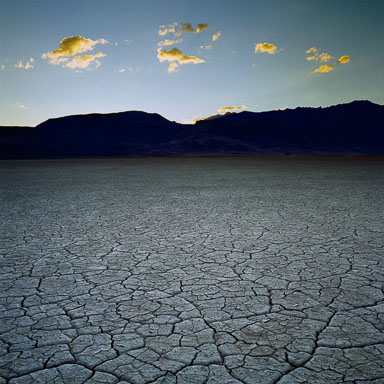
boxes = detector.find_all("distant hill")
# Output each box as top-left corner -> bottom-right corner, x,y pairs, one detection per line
1,100 -> 383,159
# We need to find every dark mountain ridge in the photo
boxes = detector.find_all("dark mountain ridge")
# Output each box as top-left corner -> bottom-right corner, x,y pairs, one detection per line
1,100 -> 383,159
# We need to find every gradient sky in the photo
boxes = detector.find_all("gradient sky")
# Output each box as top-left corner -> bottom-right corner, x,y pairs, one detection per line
0,0 -> 383,126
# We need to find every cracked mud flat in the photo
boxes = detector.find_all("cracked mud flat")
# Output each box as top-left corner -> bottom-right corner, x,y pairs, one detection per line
0,156 -> 383,384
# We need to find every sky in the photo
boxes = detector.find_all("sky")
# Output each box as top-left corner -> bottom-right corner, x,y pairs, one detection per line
0,0 -> 383,126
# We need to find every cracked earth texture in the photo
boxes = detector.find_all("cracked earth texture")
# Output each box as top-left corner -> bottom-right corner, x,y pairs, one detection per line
0,157 -> 383,384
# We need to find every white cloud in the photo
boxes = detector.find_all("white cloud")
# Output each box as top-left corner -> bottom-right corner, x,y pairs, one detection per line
118,68 -> 126,73
16,102 -> 29,109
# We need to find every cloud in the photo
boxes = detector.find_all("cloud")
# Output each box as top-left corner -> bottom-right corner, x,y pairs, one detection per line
313,64 -> 335,73
196,24 -> 209,33
118,69 -> 126,73
306,49 -> 333,62
159,28 -> 175,36
123,39 -> 132,45
318,53 -> 333,62
0,65 -> 4,71
307,46 -> 350,74
175,23 -> 209,36
200,45 -> 212,50
64,53 -> 106,69
306,47 -> 317,54
157,39 -> 183,47
212,31 -> 221,41
254,43 -> 278,54
158,22 -> 178,36
157,47 -> 205,72
338,55 -> 350,64
16,102 -> 28,109
15,58 -> 34,69
42,36 -> 107,68
188,114 -> 217,123
312,55 -> 350,73
188,108 -> 248,123
168,62 -> 179,73
218,105 -> 246,112
183,113 -> 222,124
42,36 -> 107,59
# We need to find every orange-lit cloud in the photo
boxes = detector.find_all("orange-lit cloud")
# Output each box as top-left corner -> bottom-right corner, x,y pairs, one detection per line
157,47 -> 205,72
189,107 -> 246,123
313,55 -> 350,73
318,53 -> 333,62
157,39 -> 183,47
42,36 -> 107,69
184,113 -> 224,124
158,22 -> 178,36
313,64 -> 335,73
15,58 -> 34,69
306,47 -> 317,54
65,53 -> 106,69
175,23 -> 209,36
42,36 -> 107,58
189,114 -> 217,123
212,31 -> 222,41
218,105 -> 246,112
338,55 -> 350,64
168,62 -> 179,73
254,43 -> 278,54
306,49 -> 333,62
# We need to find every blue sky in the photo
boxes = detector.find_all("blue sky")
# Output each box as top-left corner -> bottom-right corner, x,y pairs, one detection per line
0,0 -> 383,126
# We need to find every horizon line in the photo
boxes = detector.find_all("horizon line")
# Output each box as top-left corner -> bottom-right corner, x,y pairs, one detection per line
0,99 -> 379,128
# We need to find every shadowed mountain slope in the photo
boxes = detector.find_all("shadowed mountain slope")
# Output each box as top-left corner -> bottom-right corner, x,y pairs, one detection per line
1,101 -> 383,159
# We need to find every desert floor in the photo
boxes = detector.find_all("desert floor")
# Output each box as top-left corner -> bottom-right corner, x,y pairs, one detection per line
1,157 -> 383,383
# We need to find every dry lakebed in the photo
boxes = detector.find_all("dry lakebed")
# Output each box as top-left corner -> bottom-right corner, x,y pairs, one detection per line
1,156 -> 383,383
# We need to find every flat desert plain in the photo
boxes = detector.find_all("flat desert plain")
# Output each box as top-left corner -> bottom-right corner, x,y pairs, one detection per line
1,157 -> 383,383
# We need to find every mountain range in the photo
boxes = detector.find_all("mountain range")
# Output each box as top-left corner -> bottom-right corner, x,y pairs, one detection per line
1,100 -> 383,159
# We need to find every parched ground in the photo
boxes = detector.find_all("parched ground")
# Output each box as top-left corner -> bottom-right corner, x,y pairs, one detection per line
0,157 -> 383,384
